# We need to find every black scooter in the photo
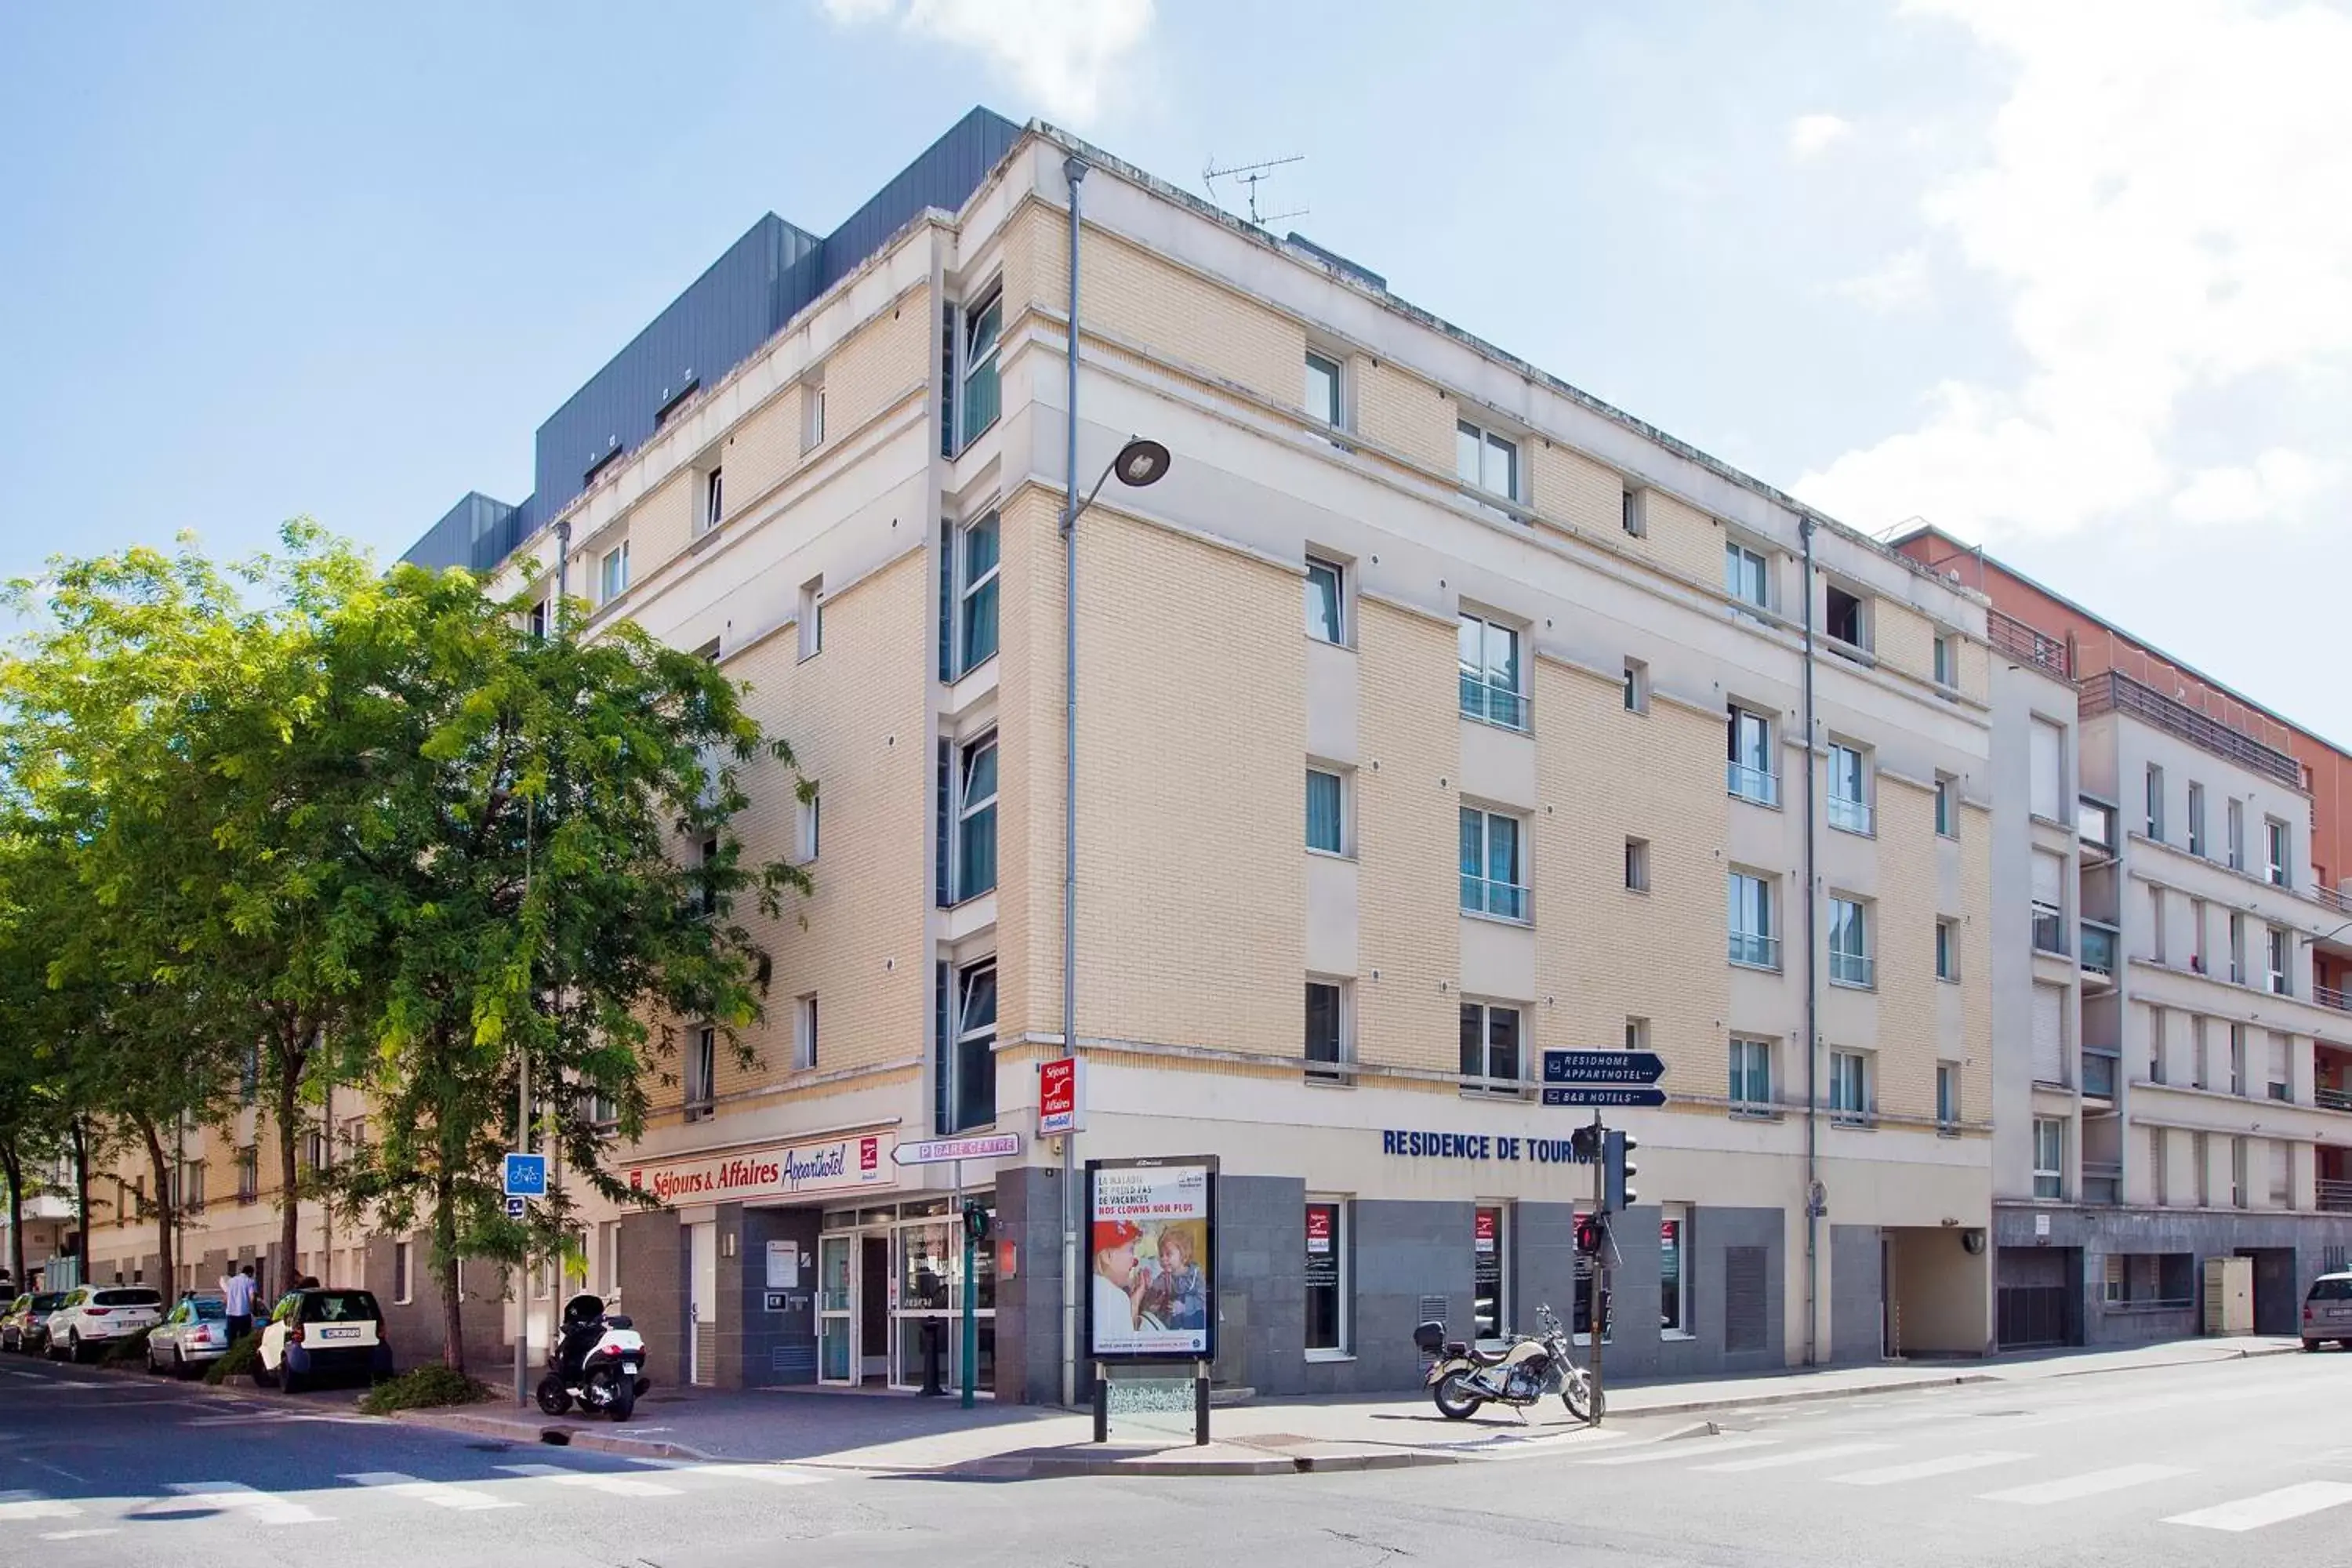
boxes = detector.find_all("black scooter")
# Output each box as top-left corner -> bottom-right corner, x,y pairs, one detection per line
536,1294 -> 652,1421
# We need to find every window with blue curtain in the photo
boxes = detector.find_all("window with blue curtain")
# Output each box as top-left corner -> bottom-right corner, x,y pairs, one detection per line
956,735 -> 998,899
1460,807 -> 1526,920
1307,769 -> 1344,853
958,513 -> 1000,672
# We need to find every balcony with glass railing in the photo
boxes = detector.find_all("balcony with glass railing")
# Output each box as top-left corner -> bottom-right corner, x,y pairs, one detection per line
1727,761 -> 1780,808
2080,920 -> 2118,983
1461,875 -> 1529,923
1730,931 -> 1780,971
1829,794 -> 1874,835
1460,674 -> 1529,731
1829,951 -> 1875,989
2082,1049 -> 2120,1101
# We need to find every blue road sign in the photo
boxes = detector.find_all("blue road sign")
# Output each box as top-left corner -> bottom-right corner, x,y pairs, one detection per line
1542,1051 -> 1667,1085
1541,1086 -> 1669,1109
503,1152 -> 548,1197
504,1196 -> 528,1219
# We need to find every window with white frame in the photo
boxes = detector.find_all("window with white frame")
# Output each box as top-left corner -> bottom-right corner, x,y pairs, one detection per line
1828,896 -> 1872,988
1307,768 -> 1347,855
393,1240 -> 413,1305
938,959 -> 998,1132
2267,816 -> 2291,887
702,466 -> 724,533
1828,1049 -> 1871,1121
1305,555 -> 1346,644
1935,773 -> 1958,837
1730,1036 -> 1773,1112
2033,1117 -> 2065,1199
958,283 -> 1003,448
1824,582 -> 1871,652
1933,633 -> 1958,689
1305,978 -> 1352,1083
1828,742 -> 1871,833
2227,797 -> 2245,869
2267,926 -> 2290,995
1457,612 -> 1526,728
1724,541 -> 1769,612
2146,764 -> 2165,840
1454,417 -> 1519,504
1624,837 -> 1650,893
956,512 -> 999,673
1729,871 -> 1777,969
1305,350 -> 1343,429
528,599 -> 547,641
1621,486 -> 1646,538
1660,1203 -> 1692,1338
801,371 -> 826,452
798,575 -> 823,660
1305,1199 -> 1349,1354
1622,657 -> 1649,714
686,1025 -> 716,1121
797,786 -> 819,863
2187,782 -> 2206,857
794,994 -> 818,1073
2230,912 -> 2246,983
1625,1017 -> 1649,1054
1458,1001 -> 1523,1093
953,733 -> 998,902
1726,704 -> 1777,805
1937,1062 -> 1960,1130
599,541 -> 630,603
1936,917 -> 1960,982
1459,807 -> 1528,921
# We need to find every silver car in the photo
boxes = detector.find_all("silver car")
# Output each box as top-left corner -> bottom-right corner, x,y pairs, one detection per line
146,1294 -> 232,1377
2302,1272 -> 2352,1351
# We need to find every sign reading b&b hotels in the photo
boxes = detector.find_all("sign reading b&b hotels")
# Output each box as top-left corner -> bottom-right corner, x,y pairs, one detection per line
627,1132 -> 897,1205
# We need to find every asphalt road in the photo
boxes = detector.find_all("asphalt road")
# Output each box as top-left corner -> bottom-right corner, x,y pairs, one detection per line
4,1346 -> 2350,1566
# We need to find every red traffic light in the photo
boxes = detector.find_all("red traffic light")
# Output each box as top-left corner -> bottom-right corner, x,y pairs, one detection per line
1574,1215 -> 1602,1256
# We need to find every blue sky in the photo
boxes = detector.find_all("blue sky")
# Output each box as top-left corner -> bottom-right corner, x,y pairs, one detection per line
5,2 -> 2349,734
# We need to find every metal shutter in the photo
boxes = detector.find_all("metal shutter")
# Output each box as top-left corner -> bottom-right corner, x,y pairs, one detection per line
2032,985 -> 2065,1085
2030,719 -> 2062,820
2031,851 -> 2064,906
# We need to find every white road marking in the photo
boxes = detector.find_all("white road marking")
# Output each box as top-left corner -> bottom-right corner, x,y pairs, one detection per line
2164,1482 -> 2352,1533
1580,1438 -> 1779,1466
340,1471 -> 517,1511
0,1491 -> 81,1521
16,1459 -> 85,1483
1829,1451 -> 2031,1486
629,1460 -> 823,1487
1693,1442 -> 1894,1473
162,1481 -> 327,1525
1977,1463 -> 2192,1505
495,1462 -> 680,1497
38,1528 -> 118,1540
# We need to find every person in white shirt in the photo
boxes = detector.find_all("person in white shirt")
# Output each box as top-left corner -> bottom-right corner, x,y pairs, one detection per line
1090,1219 -> 1150,1350
220,1264 -> 258,1344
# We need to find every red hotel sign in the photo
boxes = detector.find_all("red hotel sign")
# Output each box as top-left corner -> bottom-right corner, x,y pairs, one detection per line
627,1132 -> 896,1205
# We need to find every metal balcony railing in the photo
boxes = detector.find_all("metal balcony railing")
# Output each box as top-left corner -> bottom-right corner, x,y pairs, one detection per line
2082,1051 -> 2120,1099
2318,884 -> 2352,917
1988,608 -> 2070,677
2321,1178 -> 2352,1214
2078,670 -> 2303,789
2081,922 -> 2118,978
2317,1086 -> 2352,1114
2318,983 -> 2352,1013
1727,761 -> 1780,808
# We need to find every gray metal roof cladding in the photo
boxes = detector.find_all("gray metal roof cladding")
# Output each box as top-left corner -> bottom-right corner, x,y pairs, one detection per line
401,107 -> 1022,573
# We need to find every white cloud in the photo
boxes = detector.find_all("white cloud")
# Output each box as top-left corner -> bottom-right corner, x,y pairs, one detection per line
1788,113 -> 1853,159
818,0 -> 1154,123
1836,246 -> 1931,313
1798,0 -> 2352,539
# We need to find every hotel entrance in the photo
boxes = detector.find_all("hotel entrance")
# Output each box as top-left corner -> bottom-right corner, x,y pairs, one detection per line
816,1195 -> 995,1392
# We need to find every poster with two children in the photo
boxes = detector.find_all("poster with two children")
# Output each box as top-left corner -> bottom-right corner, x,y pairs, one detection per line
1084,1156 -> 1217,1361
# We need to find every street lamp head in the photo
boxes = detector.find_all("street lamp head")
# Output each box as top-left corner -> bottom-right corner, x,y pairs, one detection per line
1111,437 -> 1171,489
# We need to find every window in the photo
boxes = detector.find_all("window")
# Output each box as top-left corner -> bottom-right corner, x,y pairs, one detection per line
2187,782 -> 2205,857
1625,1017 -> 1650,1054
1474,1205 -> 1509,1340
2231,1137 -> 2249,1209
2193,1131 -> 2211,1205
2145,764 -> 2164,840
1660,1204 -> 1692,1338
528,599 -> 548,641
1729,1037 -> 1773,1112
1624,837 -> 1650,893
945,960 -> 997,1132
693,835 -> 720,918
1936,918 -> 1960,982
2230,912 -> 2247,983
236,1146 -> 258,1205
1458,1001 -> 1523,1093
958,284 -> 1003,448
1454,418 -> 1519,503
2032,1118 -> 2065,1199
2267,817 -> 2291,887
1725,542 -> 1770,612
1621,487 -> 1646,538
1935,774 -> 1958,837
956,512 -> 1000,673
1305,1200 -> 1348,1354
953,733 -> 999,902
1304,555 -> 1346,645
1459,808 -> 1528,921
798,576 -> 823,660
1936,1062 -> 1960,1130
1726,705 -> 1777,806
685,1026 -> 716,1121
2227,797 -> 2246,870
1827,742 -> 1871,834
2190,896 -> 2207,973
1824,583 -> 1868,651
1457,612 -> 1526,729
1828,1050 -> 1871,1121
1728,871 -> 1777,969
1306,768 -> 1346,855
2268,927 -> 2290,995
794,994 -> 818,1073
801,372 -> 826,452
1305,979 -> 1351,1083
598,541 -> 630,603
2227,1023 -> 2247,1096
1622,658 -> 1649,714
1305,350 -> 1343,428
2029,717 -> 2063,822
1828,897 -> 1872,988
797,788 -> 820,863
702,466 -> 724,532
2105,1252 -> 2195,1307
1933,633 -> 1958,689
241,1043 -> 260,1104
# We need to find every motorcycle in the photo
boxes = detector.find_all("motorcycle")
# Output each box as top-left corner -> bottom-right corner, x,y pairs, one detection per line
1414,1303 -> 1600,1423
535,1293 -> 651,1421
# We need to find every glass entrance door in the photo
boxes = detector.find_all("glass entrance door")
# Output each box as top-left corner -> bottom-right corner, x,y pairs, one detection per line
817,1235 -> 854,1384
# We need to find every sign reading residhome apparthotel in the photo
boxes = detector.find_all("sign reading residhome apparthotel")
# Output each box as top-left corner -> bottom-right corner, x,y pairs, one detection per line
627,1133 -> 898,1205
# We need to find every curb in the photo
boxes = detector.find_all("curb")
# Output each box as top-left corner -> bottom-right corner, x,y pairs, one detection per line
1606,1373 -> 2000,1419
947,1448 -> 1454,1479
388,1407 -> 720,1462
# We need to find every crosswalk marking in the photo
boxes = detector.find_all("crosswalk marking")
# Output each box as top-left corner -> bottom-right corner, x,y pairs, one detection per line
1693,1442 -> 1894,1474
1581,1438 -> 1779,1467
1977,1464 -> 2191,1505
0,1491 -> 82,1522
495,1462 -> 681,1497
1829,1451 -> 2031,1486
341,1471 -> 517,1511
2164,1482 -> 2352,1533
629,1461 -> 822,1487
162,1481 -> 327,1525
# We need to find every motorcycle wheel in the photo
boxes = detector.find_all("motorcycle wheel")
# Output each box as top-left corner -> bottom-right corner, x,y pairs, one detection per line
1432,1371 -> 1484,1421
534,1377 -> 571,1417
1561,1370 -> 1602,1424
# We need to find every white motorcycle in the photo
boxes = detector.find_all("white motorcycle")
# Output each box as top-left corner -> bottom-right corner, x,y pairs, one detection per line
1414,1303 -> 1600,1423
535,1294 -> 650,1421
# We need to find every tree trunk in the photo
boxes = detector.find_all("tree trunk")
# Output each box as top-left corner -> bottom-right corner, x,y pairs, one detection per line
2,1139 -> 24,1287
71,1119 -> 89,1273
135,1116 -> 177,1306
434,1163 -> 464,1373
275,1028 -> 305,1298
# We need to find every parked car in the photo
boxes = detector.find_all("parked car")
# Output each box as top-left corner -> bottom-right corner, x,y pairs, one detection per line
256,1288 -> 392,1392
146,1294 -> 232,1377
1,1292 -> 69,1354
45,1285 -> 165,1363
2302,1271 -> 2352,1351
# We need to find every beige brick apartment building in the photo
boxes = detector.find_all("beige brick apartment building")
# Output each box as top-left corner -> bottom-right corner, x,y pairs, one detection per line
76,111 -> 2001,1399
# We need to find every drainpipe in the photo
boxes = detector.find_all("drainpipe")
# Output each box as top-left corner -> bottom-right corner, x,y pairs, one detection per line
1801,514 -> 1821,1367
555,521 -> 572,610
1058,154 -> 1087,1411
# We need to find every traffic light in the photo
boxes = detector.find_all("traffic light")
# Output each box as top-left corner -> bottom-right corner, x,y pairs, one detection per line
963,1201 -> 992,1243
1570,1123 -> 1602,1163
1603,1130 -> 1639,1213
1573,1214 -> 1602,1257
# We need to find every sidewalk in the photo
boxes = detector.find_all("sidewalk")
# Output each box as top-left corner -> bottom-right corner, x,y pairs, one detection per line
393,1333 -> 2300,1476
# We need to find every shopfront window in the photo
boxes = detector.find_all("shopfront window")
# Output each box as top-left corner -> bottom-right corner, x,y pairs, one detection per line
1661,1206 -> 1693,1339
1473,1205 -> 1508,1340
1305,1200 -> 1348,1356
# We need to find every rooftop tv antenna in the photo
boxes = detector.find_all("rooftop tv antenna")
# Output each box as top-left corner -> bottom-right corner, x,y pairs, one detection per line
1204,153 -> 1307,227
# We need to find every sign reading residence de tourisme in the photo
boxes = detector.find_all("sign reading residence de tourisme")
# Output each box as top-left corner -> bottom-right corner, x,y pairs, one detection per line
627,1132 -> 898,1205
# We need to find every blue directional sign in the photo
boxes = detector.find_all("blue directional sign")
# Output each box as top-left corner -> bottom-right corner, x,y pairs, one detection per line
1543,1051 -> 1667,1086
503,1152 -> 548,1198
505,1196 -> 528,1220
1541,1086 -> 1669,1109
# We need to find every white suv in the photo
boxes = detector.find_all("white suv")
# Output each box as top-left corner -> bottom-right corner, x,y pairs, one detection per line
45,1286 -> 164,1363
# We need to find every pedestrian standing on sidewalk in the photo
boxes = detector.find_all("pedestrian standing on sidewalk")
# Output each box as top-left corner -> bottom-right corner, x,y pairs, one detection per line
221,1263 -> 257,1344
